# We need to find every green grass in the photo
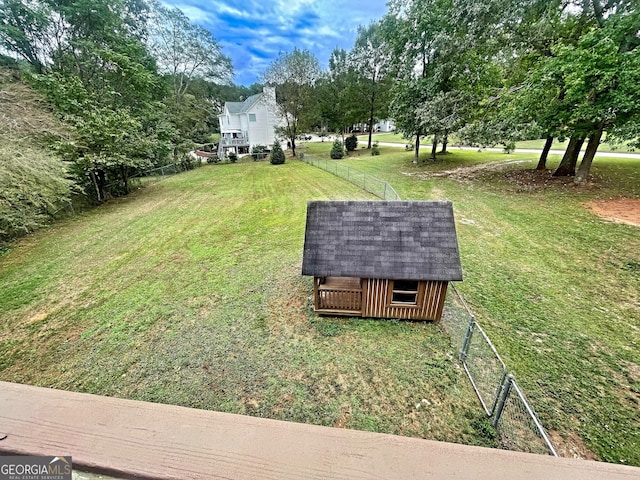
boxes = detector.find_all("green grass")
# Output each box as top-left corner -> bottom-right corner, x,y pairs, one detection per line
2,146 -> 639,464
304,142 -> 640,464
357,131 -> 638,154
0,160 -> 490,446
514,137 -> 637,153
357,132 -> 411,144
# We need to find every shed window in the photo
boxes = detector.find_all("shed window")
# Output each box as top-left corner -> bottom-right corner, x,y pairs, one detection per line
391,280 -> 419,305
249,113 -> 257,122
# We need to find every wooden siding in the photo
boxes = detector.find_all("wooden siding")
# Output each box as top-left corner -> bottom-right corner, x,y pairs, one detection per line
363,279 -> 448,320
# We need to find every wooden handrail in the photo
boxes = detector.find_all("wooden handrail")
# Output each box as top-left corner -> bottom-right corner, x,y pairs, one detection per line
1,382 -> 639,479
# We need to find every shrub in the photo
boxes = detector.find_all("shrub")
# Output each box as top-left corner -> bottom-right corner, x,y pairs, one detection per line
330,139 -> 344,159
371,141 -> 380,156
503,141 -> 516,154
298,152 -> 305,160
228,151 -> 238,163
251,145 -> 267,161
270,140 -> 285,164
0,145 -> 73,244
345,134 -> 358,152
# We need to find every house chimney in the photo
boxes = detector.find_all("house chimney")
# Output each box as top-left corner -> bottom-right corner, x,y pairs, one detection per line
263,86 -> 276,101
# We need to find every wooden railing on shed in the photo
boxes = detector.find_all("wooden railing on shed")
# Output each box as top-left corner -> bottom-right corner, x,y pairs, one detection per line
317,288 -> 362,311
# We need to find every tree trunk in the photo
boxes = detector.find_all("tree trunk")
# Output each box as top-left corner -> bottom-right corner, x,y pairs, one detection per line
552,136 -> 585,176
536,136 -> 554,170
121,165 -> 129,194
367,89 -> 376,149
291,136 -> 297,157
430,134 -> 438,160
575,126 -> 604,183
440,131 -> 449,154
89,170 -> 101,203
414,132 -> 420,163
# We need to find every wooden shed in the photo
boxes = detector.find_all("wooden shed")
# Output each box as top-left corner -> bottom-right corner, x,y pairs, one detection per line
302,200 -> 463,321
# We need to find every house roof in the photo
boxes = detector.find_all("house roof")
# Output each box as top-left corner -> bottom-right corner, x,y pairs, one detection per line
224,92 -> 263,115
302,201 -> 463,281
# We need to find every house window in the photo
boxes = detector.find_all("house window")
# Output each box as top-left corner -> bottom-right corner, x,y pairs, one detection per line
390,280 -> 419,305
249,113 -> 257,122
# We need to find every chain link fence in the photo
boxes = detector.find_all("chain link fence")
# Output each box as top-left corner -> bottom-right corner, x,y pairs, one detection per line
301,155 -> 401,201
442,285 -> 557,456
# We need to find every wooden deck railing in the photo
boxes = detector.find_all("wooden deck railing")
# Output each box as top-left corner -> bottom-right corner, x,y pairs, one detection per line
1,381 -> 639,480
318,288 -> 362,311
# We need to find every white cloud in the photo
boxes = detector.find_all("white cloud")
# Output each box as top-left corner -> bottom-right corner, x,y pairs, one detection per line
161,0 -> 388,84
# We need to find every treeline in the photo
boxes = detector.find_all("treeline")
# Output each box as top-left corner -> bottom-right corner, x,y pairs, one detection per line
265,0 -> 639,182
0,0 -> 260,244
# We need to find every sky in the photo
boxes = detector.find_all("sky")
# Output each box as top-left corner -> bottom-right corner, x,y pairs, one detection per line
162,0 -> 389,85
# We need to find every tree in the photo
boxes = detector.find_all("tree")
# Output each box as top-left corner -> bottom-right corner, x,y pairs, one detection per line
147,1 -> 232,96
349,21 -> 392,149
0,67 -> 73,244
270,139 -> 285,164
330,139 -> 344,159
263,48 -> 321,157
317,48 -> 366,144
0,0 -> 52,73
11,0 -> 173,203
345,134 -> 358,152
501,0 -> 640,180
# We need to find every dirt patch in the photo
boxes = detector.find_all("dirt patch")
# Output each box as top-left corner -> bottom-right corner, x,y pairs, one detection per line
402,160 -> 528,181
585,198 -> 640,227
548,430 -> 598,460
403,163 -> 602,192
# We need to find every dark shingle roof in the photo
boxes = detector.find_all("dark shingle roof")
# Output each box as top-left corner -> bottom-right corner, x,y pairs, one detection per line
302,201 -> 463,281
225,93 -> 262,114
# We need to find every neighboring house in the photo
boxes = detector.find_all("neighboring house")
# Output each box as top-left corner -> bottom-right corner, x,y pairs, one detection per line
350,119 -> 395,133
302,200 -> 463,321
217,86 -> 281,157
375,119 -> 395,132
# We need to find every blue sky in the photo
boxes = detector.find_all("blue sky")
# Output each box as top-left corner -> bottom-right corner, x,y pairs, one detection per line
162,0 -> 389,85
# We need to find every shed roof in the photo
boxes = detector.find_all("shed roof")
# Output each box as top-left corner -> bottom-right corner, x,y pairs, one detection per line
302,201 -> 463,281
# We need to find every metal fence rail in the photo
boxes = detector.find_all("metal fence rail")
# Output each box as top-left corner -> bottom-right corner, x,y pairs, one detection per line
442,284 -> 557,456
460,320 -> 507,416
301,155 -> 401,201
494,375 -> 558,456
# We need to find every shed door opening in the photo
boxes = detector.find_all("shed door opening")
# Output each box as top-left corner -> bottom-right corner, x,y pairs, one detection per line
391,280 -> 419,305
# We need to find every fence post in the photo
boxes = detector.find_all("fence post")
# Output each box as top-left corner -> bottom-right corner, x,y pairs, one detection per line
493,374 -> 513,427
459,317 -> 474,362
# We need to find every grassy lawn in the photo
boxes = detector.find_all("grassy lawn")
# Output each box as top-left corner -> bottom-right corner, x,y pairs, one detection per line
357,132 -> 411,144
2,145 -> 639,464
357,132 -> 638,154
0,160 -> 492,447
303,142 -> 640,464
514,137 -> 637,153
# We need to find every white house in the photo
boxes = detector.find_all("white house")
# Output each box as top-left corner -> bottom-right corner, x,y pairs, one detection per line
217,87 -> 281,157
375,119 -> 396,133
